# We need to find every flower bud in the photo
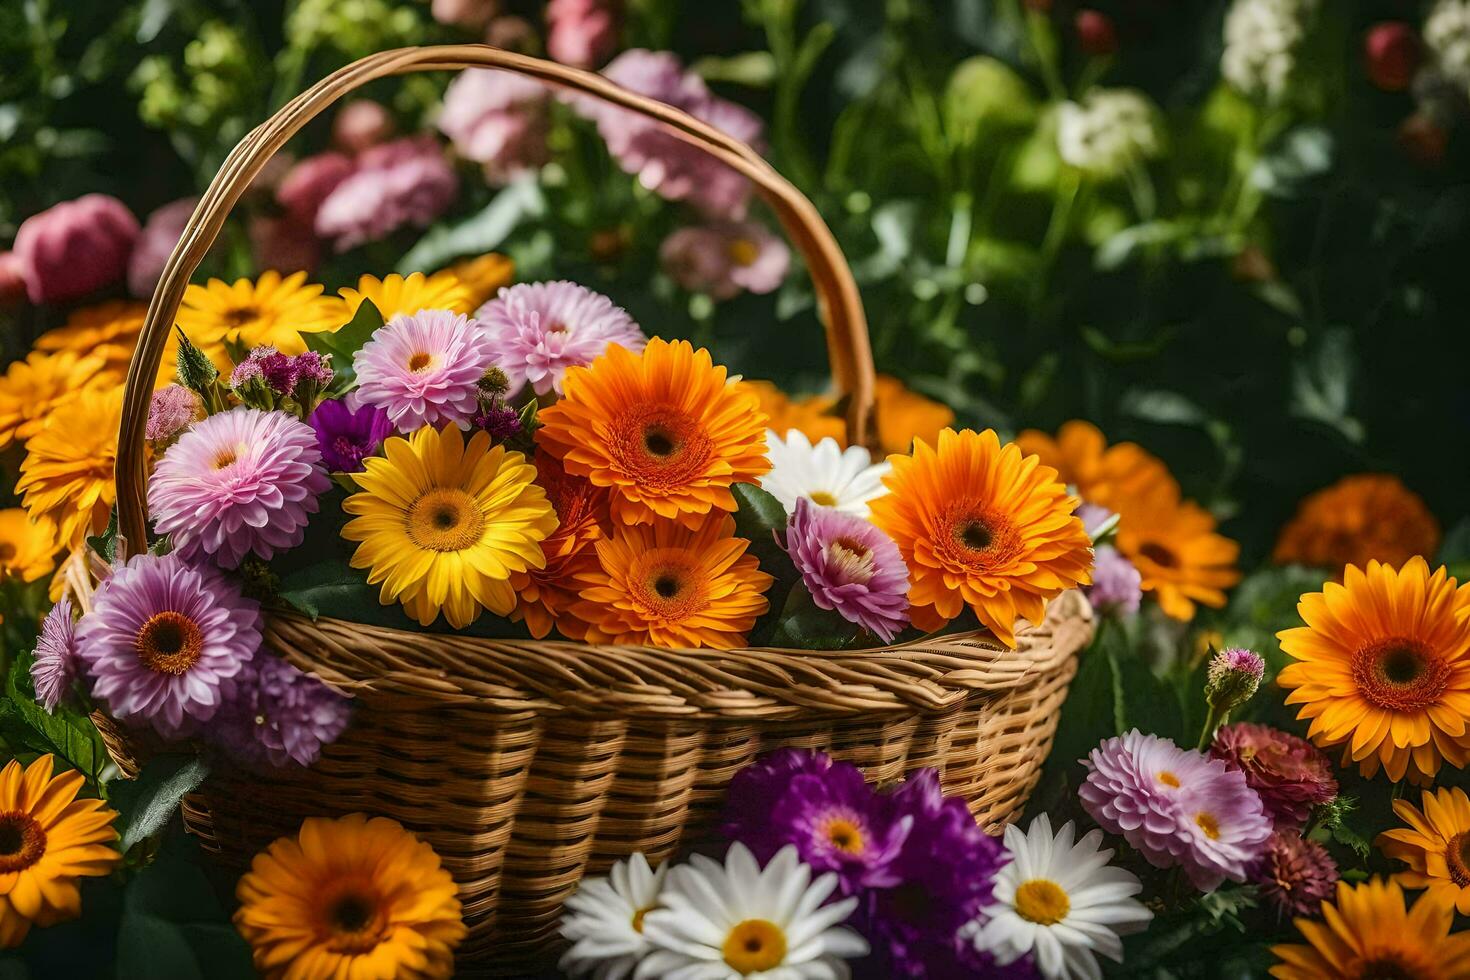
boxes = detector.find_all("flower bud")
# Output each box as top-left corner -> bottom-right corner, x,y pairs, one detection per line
1205,647 -> 1265,713
547,0 -> 620,69
145,385 -> 204,446
1365,22 -> 1421,92
333,100 -> 395,154
175,330 -> 221,397
478,366 -> 511,397
12,194 -> 138,303
1076,10 -> 1118,56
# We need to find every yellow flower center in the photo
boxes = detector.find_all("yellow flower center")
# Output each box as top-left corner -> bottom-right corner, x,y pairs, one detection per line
407,352 -> 434,373
135,611 -> 205,675
322,885 -> 387,954
1196,812 -> 1221,840
1157,770 -> 1181,788
722,919 -> 787,974
727,238 -> 760,267
213,444 -> 247,470
808,490 -> 838,507
1448,832 -> 1470,887
631,905 -> 652,933
406,488 -> 486,553
819,814 -> 866,855
0,813 -> 46,873
824,537 -> 876,585
1352,637 -> 1450,712
1014,879 -> 1070,926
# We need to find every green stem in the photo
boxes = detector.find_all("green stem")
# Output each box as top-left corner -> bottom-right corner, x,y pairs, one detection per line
1197,703 -> 1226,750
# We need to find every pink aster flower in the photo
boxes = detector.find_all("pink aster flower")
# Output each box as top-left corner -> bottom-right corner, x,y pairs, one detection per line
148,407 -> 331,568
547,0 -> 620,68
212,656 -> 351,769
75,553 -> 260,739
1080,729 -> 1272,892
438,69 -> 550,184
354,308 -> 496,430
1251,830 -> 1339,918
146,385 -> 203,444
780,498 -> 909,643
659,222 -> 791,300
315,137 -> 458,251
1210,722 -> 1338,829
12,194 -> 139,303
475,281 -> 645,397
31,597 -> 78,713
128,197 -> 197,298
1087,545 -> 1141,616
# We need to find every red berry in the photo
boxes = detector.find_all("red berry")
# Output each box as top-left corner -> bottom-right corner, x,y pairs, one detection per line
1076,10 -> 1118,56
1365,22 -> 1420,92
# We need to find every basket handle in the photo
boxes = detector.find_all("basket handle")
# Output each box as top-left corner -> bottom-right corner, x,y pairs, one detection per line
115,44 -> 876,556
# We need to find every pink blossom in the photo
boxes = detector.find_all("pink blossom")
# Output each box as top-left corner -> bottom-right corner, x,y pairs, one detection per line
277,152 -> 355,226
547,0 -> 620,69
431,0 -> 499,31
438,69 -> 549,183
315,137 -> 459,251
129,198 -> 197,298
660,222 -> 790,299
333,100 -> 395,154
12,194 -> 138,303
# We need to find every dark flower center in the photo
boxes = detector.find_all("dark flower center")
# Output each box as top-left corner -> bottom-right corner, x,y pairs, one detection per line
654,574 -> 680,599
0,543 -> 15,563
0,813 -> 46,873
959,521 -> 992,551
1355,957 -> 1420,980
135,611 -> 205,675
1449,832 -> 1470,887
1139,542 -> 1179,569
1351,637 -> 1449,712
643,427 -> 678,458
330,894 -> 374,933
406,489 -> 486,553
224,306 -> 259,327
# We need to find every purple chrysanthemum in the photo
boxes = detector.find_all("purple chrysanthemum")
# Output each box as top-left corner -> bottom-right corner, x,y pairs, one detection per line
148,407 -> 331,568
1087,544 -> 1142,616
309,398 -> 394,473
859,769 -> 1006,977
211,656 -> 351,769
1211,722 -> 1338,829
722,748 -> 911,896
1080,730 -> 1272,892
31,597 -> 78,713
75,553 -> 260,738
353,308 -> 495,431
476,281 -> 645,397
1250,830 -> 1339,918
781,498 -> 909,643
145,385 -> 202,443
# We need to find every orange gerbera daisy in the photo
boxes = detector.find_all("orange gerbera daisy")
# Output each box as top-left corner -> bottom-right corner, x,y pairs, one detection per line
509,452 -> 609,640
1274,474 -> 1440,574
1270,878 -> 1470,980
0,755 -> 120,949
1379,787 -> 1470,914
569,515 -> 772,648
536,338 -> 770,529
869,428 -> 1092,648
747,381 -> 846,445
0,350 -> 116,450
1116,487 -> 1241,621
1277,558 -> 1470,783
35,300 -> 147,377
15,388 -> 122,551
1014,419 -> 1177,514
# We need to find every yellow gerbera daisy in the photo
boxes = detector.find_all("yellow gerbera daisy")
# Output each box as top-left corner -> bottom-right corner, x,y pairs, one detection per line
1270,878 -> 1470,980
1379,787 -> 1470,914
234,813 -> 466,980
443,252 -> 514,310
0,509 -> 58,586
1277,558 -> 1470,783
0,755 -> 120,949
34,300 -> 147,378
176,270 -> 348,356
869,427 -> 1093,648
15,388 -> 122,551
536,337 -> 771,529
0,350 -> 116,449
567,515 -> 772,648
339,271 -> 472,320
342,424 -> 558,629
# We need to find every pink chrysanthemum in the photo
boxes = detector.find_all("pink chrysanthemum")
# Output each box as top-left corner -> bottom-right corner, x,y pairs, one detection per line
1080,729 -> 1273,892
475,281 -> 645,397
75,553 -> 261,738
148,407 -> 331,568
31,597 -> 78,713
212,656 -> 352,769
145,385 -> 202,443
781,497 -> 909,643
354,308 -> 496,430
1251,830 -> 1339,918
1211,722 -> 1338,829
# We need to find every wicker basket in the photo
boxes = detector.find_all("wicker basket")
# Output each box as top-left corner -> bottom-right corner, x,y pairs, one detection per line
91,45 -> 1095,972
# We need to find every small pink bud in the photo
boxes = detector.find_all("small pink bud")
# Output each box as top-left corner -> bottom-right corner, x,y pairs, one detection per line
1365,22 -> 1420,92
1075,10 -> 1118,56
333,100 -> 395,154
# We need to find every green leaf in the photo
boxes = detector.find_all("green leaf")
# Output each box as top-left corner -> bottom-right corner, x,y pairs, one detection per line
87,507 -> 119,566
111,755 -> 210,854
397,178 -> 545,274
4,649 -> 109,786
765,591 -> 866,650
303,299 -> 384,392
1290,327 -> 1363,444
729,483 -> 801,645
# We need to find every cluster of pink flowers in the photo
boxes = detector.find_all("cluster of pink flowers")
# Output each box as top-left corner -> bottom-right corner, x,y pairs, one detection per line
438,69 -> 550,184
315,136 -> 459,252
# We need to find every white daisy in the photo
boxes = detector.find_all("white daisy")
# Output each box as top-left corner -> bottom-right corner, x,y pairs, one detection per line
637,843 -> 868,980
760,429 -> 890,518
560,852 -> 670,980
971,814 -> 1152,980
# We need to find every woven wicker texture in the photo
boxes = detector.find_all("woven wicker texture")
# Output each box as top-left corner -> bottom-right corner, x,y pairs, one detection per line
92,44 -> 1097,973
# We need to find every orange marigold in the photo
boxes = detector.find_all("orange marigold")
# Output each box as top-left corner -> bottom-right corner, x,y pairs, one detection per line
868,428 -> 1092,648
510,453 -> 609,640
1274,474 -> 1440,575
536,338 -> 770,529
569,515 -> 772,648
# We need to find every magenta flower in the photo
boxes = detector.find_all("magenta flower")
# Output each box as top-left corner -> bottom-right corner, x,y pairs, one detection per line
75,553 -> 260,738
1087,545 -> 1141,616
145,385 -> 203,444
277,152 -> 355,227
31,598 -> 78,713
660,222 -> 791,300
315,137 -> 458,251
547,0 -> 620,68
128,198 -> 197,298
309,399 -> 394,472
438,69 -> 550,184
722,748 -> 836,842
333,100 -> 394,154
212,656 -> 351,769
354,309 -> 495,431
1211,722 -> 1338,829
12,194 -> 138,303
781,498 -> 909,643
577,50 -> 764,219
1080,730 -> 1273,892
1251,830 -> 1339,918
148,407 -> 331,568
476,281 -> 645,397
